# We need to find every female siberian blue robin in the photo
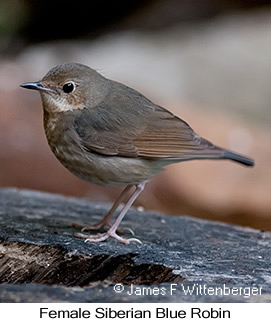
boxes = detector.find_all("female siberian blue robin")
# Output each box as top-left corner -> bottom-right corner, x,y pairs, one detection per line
20,63 -> 254,244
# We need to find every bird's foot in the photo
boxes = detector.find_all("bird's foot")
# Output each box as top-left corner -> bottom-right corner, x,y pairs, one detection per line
75,230 -> 141,245
72,221 -> 134,235
72,219 -> 110,232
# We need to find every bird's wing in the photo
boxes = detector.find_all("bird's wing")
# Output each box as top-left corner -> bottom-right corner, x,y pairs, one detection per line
73,100 -> 222,160
73,104 -> 141,157
134,105 -> 218,158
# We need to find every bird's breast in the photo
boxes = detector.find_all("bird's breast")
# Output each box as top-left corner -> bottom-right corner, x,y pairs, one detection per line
43,111 -> 164,187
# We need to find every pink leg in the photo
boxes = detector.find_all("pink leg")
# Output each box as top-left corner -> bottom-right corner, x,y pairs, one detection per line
75,182 -> 145,244
73,184 -> 133,231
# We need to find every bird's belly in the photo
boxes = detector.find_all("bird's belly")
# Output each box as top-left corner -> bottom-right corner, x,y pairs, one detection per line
51,144 -> 164,187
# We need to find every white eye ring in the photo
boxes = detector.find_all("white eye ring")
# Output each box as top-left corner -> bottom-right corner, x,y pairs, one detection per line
63,81 -> 76,93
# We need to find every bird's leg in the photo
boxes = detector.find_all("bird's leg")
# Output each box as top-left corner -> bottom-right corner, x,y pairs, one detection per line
75,182 -> 145,244
72,184 -> 133,231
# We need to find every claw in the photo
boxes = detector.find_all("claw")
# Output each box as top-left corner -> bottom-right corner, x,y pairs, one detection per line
126,237 -> 142,244
74,222 -> 135,235
72,219 -> 111,232
122,227 -> 135,236
75,231 -> 141,245
116,226 -> 135,236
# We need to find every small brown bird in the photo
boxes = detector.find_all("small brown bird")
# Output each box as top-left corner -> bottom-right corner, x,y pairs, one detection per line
20,63 -> 254,244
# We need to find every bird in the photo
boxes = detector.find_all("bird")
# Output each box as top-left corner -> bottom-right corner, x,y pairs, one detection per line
20,62 -> 254,244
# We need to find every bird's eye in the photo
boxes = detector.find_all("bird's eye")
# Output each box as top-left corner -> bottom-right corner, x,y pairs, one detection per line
63,82 -> 75,93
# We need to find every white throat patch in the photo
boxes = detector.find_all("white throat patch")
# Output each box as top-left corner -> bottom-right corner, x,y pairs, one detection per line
40,93 -> 84,113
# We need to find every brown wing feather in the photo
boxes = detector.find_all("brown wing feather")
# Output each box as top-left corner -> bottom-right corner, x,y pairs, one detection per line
71,80 -> 253,165
73,105 -> 141,157
134,107 -> 197,157
133,106 -> 222,159
73,101 -> 222,160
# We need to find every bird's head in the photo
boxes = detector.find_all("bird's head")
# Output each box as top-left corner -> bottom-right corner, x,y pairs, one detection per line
20,62 -> 108,113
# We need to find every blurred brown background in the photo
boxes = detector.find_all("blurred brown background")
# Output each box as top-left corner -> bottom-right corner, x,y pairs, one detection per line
0,0 -> 270,229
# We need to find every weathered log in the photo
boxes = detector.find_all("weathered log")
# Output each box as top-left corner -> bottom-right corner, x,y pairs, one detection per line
0,188 -> 270,302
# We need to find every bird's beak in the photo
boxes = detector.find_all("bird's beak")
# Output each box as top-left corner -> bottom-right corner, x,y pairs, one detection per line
20,81 -> 55,93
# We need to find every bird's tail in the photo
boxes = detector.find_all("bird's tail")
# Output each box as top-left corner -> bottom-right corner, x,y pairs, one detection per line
170,147 -> 254,167
223,150 -> 254,167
